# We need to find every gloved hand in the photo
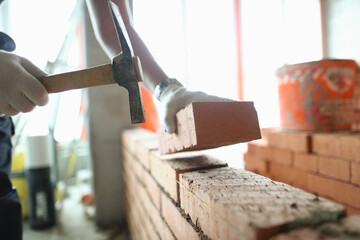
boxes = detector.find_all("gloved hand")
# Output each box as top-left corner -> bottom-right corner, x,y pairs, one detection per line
0,51 -> 49,116
158,80 -> 234,133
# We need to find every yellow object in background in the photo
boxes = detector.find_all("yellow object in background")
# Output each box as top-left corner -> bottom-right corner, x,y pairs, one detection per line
10,151 -> 29,218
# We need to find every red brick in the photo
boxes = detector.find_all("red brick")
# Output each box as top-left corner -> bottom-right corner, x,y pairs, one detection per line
180,168 -> 344,240
267,128 -> 312,153
146,195 -> 175,240
161,192 -> 202,240
158,102 -> 261,154
134,138 -> 159,170
122,149 -> 145,184
294,153 -> 318,173
269,162 -> 311,192
270,148 -> 293,167
312,132 -> 344,158
143,168 -> 161,210
318,155 -> 351,182
351,161 -> 360,186
125,184 -> 148,240
312,131 -> 360,162
269,163 -> 360,209
244,152 -> 269,174
346,205 -> 360,216
137,181 -> 174,240
121,128 -> 157,154
247,139 -> 273,159
149,150 -> 227,203
269,228 -> 320,240
308,173 -> 360,209
259,128 -> 273,141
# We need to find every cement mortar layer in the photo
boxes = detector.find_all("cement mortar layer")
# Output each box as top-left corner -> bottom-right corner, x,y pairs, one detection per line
270,215 -> 360,240
181,168 -> 345,232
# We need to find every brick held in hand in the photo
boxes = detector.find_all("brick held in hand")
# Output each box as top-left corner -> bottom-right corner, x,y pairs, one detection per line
158,101 -> 262,155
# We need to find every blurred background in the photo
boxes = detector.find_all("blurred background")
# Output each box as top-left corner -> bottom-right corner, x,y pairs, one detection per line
1,0 -> 359,239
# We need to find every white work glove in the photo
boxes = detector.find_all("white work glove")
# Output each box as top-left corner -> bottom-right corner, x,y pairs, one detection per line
0,51 -> 49,116
158,79 -> 234,133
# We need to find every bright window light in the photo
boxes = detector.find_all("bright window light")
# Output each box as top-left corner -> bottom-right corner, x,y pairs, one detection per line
241,0 -> 322,128
3,0 -> 82,141
133,0 -> 238,100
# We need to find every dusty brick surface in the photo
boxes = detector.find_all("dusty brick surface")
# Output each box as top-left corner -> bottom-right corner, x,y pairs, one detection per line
247,139 -> 273,160
122,149 -> 145,184
149,150 -> 227,203
121,128 -> 157,154
143,168 -> 162,210
138,180 -> 175,240
125,181 -> 148,240
244,152 -> 269,174
294,153 -> 318,173
158,101 -> 261,154
270,215 -> 360,240
134,137 -> 159,170
351,161 -> 360,186
267,128 -> 312,153
259,128 -> 273,141
312,132 -> 360,162
269,163 -> 360,210
318,155 -> 351,182
308,173 -> 360,209
269,163 -> 311,192
269,228 -> 321,240
124,155 -> 174,240
180,168 -> 344,240
346,206 -> 360,216
270,148 -> 294,167
161,192 -> 202,240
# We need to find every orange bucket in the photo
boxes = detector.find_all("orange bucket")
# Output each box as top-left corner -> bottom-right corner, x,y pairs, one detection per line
276,59 -> 358,131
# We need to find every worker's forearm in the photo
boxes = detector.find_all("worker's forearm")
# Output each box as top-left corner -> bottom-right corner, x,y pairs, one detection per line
115,0 -> 167,92
86,0 -> 168,93
125,26 -> 167,93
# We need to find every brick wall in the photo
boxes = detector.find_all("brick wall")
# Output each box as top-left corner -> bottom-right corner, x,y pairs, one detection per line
245,128 -> 360,216
121,128 -> 360,240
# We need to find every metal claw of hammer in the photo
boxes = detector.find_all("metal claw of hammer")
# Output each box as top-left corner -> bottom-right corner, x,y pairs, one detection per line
39,1 -> 146,124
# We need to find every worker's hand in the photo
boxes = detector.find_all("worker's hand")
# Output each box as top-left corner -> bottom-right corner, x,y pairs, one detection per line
159,83 -> 234,133
0,51 -> 49,116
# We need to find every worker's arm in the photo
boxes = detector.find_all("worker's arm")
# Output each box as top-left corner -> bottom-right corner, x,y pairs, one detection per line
86,0 -> 234,133
0,50 -> 48,116
85,0 -> 166,92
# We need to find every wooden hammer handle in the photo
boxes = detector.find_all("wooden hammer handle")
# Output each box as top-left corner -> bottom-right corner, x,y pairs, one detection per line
41,64 -> 115,93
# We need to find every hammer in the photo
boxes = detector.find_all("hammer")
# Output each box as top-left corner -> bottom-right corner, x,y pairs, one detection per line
39,1 -> 146,124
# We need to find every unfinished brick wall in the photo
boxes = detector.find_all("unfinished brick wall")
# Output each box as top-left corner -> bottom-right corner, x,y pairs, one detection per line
121,127 -> 360,240
245,128 -> 360,216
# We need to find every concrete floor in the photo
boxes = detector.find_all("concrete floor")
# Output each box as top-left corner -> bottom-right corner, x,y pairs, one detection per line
23,184 -> 129,240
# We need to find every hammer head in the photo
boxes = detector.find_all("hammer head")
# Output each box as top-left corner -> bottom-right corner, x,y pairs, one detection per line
109,1 -> 146,124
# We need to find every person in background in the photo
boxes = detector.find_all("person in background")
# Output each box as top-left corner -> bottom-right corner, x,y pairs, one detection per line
0,0 -> 231,239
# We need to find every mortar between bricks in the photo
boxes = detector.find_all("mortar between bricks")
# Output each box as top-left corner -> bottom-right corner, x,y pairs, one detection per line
122,131 -> 250,239
180,168 -> 345,240
123,147 -> 210,240
122,128 -> 347,240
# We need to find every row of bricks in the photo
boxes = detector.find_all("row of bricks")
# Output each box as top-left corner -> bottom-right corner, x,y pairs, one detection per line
246,138 -> 360,185
262,127 -> 360,163
122,128 -> 346,240
244,142 -> 360,215
123,141 -> 209,239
